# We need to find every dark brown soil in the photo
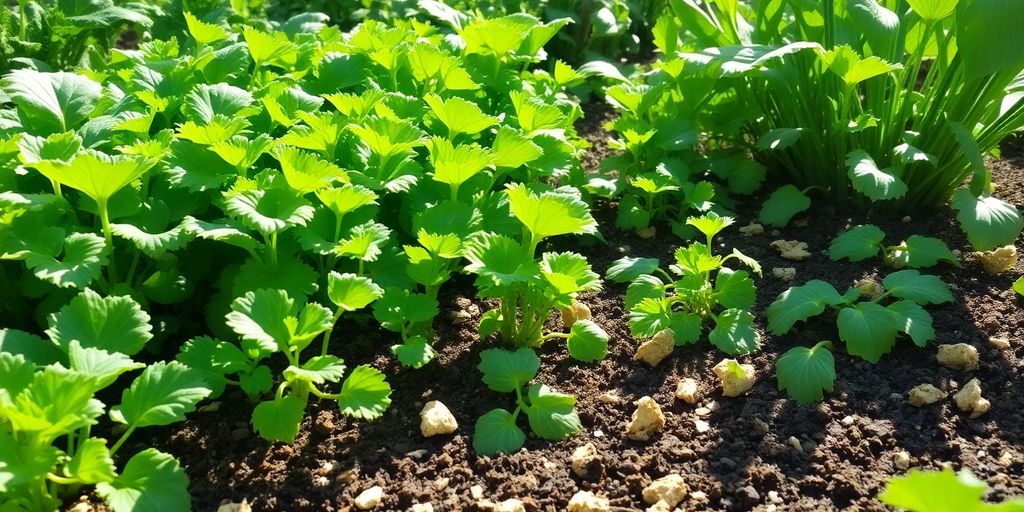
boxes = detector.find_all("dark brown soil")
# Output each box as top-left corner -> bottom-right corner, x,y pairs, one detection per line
130,125 -> 1024,511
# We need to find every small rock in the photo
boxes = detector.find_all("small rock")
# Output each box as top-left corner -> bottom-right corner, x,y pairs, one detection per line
674,378 -> 699,404
770,240 -> 812,260
217,501 -> 252,512
978,245 -> 1017,274
68,503 -> 93,512
626,396 -> 665,441
420,401 -> 458,437
894,451 -> 911,470
406,449 -> 428,459
690,490 -> 709,504
787,436 -> 804,452
739,222 -> 764,235
411,504 -> 434,512
694,419 -> 711,433
313,476 -> 329,487
999,452 -> 1016,467
713,359 -> 757,397
736,485 -> 760,503
953,378 -> 990,418
642,474 -> 688,508
637,227 -> 657,239
477,499 -> 526,512
772,267 -> 796,281
540,457 -> 558,470
597,391 -> 621,404
567,491 -> 610,512
561,301 -> 593,329
907,384 -> 946,407
593,429 -> 604,437
571,443 -> 603,479
433,477 -> 450,492
768,490 -> 783,504
902,216 -> 912,223
470,485 -> 484,500
634,329 -> 675,367
645,502 -> 671,512
937,344 -> 979,372
752,418 -> 769,435
989,336 -> 1010,350
354,486 -> 383,510
449,310 -> 472,324
841,416 -> 855,425
855,278 -> 884,299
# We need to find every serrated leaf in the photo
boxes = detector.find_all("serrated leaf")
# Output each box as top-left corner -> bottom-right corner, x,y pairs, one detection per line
95,449 -> 190,512
714,268 -> 756,310
110,220 -> 192,258
428,137 -> 492,191
110,362 -> 211,428
284,356 -> 346,385
277,146 -> 346,194
901,236 -> 958,268
327,272 -> 383,312
184,11 -> 228,45
766,280 -> 845,335
478,348 -> 540,393
391,336 -> 437,369
838,302 -> 899,363
709,309 -> 760,355
687,212 -> 734,240
251,394 -> 307,442
628,297 -> 672,338
0,428 -> 60,491
372,288 -> 439,330
46,289 -> 153,355
829,224 -> 885,262
846,149 -> 907,201
30,150 -> 155,204
182,83 -> 257,125
225,188 -> 314,235
776,342 -> 835,405
492,126 -> 542,168
879,468 -> 1022,512
525,384 -> 581,441
951,190 -> 1023,251
506,183 -> 597,242
337,365 -> 392,420
424,94 -> 497,138
24,231 -> 108,289
566,320 -> 608,362
757,186 -> 809,228
606,256 -> 660,283
1,69 -> 102,134
337,222 -> 391,262
68,341 -> 144,391
887,300 -> 935,347
540,251 -> 601,297
473,408 -> 526,456
883,270 -> 953,305
66,438 -> 116,484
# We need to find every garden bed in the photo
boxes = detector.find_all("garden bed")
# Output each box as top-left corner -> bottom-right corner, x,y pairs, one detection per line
131,115 -> 1024,512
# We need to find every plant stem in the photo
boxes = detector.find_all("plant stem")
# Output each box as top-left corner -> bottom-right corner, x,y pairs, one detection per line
97,200 -> 118,284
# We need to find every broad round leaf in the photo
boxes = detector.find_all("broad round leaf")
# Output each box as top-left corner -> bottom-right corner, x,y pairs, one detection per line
95,449 -> 190,512
46,289 -> 153,356
776,342 -> 835,405
478,348 -> 540,393
566,320 -> 609,362
391,336 -> 437,369
110,361 -> 211,428
473,408 -> 526,456
337,365 -> 392,420
766,280 -> 845,335
759,185 -> 811,227
882,270 -> 953,305
838,302 -> 899,363
327,272 -> 383,312
524,384 -> 581,441
709,309 -> 760,355
828,224 -> 885,262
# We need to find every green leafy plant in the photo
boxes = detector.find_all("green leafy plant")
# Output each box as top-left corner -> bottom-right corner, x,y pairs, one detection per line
1014,276 -> 1024,297
0,288 -> 209,512
880,468 -> 1024,512
829,224 -> 958,269
768,270 -> 953,404
606,213 -> 762,355
466,184 -> 609,361
473,347 -> 582,455
662,0 -> 1024,248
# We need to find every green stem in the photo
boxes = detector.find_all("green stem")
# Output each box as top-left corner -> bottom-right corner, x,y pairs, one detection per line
320,310 -> 343,357
97,200 -> 118,284
109,425 -> 137,455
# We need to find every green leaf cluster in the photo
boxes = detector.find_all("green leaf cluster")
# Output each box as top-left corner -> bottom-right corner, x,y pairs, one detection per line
829,224 -> 959,269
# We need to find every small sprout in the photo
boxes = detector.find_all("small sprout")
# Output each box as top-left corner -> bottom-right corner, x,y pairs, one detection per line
907,384 -> 945,407
642,474 -> 688,509
953,378 -> 990,418
936,343 -> 979,371
714,359 -> 757,397
771,239 -> 812,260
626,396 -> 665,441
634,329 -> 675,367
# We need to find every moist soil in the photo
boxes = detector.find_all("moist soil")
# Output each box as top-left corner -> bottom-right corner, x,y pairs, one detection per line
126,108 -> 1024,512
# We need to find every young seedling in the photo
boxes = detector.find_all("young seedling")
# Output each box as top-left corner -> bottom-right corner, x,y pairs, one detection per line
776,341 -> 836,405
829,224 -> 958,269
607,213 -> 763,355
473,348 -> 581,455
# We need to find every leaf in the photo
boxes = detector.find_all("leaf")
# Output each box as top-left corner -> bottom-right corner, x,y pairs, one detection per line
880,468 -> 1024,512
251,394 -> 307,443
956,0 -> 1024,79
337,222 -> 391,262
372,289 -> 439,330
327,272 -> 383,312
184,11 -> 228,45
625,274 -> 667,310
68,341 -> 144,391
428,137 -> 493,190
887,300 -> 936,347
337,365 -> 392,420
276,146 -> 346,194
907,0 -> 958,21
473,408 -> 526,456
423,94 -> 498,138
46,289 -> 153,356
505,183 -> 598,242
828,224 -> 885,262
0,329 -> 63,366
225,188 -> 314,235
629,298 -> 673,338
776,341 -> 836,405
0,352 -> 38,402
525,384 -> 581,441
226,289 -> 296,354
540,252 -> 602,297
95,449 -> 190,512
24,231 -> 108,289
846,149 -> 907,201
110,362 -> 211,428
391,336 -> 437,369
760,185 -> 812,227
30,150 -> 155,204
757,128 -> 804,150
243,26 -> 298,65
714,268 -> 757,310
110,220 -> 193,259
687,212 -> 734,240
491,126 -> 542,168
883,270 -> 954,305
182,83 -> 257,125
838,302 -> 900,363
901,236 -> 958,268
821,45 -> 901,85
283,356 -> 347,385
1,69 -> 102,134
478,348 -> 540,393
1014,277 -> 1024,296
950,190 -> 1023,251
566,320 -> 609,362
766,280 -> 846,335
606,257 -> 660,283
66,438 -> 116,484
709,309 -> 760,355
